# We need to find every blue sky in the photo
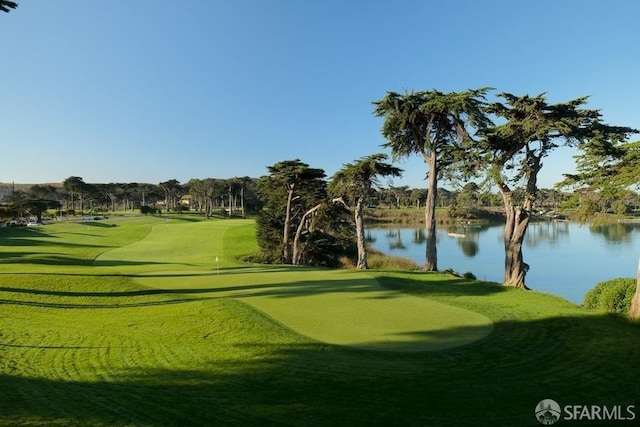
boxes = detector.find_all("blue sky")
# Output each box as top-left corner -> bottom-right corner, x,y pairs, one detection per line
2,0 -> 639,189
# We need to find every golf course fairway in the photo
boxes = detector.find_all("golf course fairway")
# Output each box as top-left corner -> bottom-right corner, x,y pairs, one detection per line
97,218 -> 493,351
3,215 -> 640,426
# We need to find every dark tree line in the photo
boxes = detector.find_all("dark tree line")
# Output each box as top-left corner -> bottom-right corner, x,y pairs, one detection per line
254,155 -> 402,269
254,160 -> 354,267
0,176 -> 262,220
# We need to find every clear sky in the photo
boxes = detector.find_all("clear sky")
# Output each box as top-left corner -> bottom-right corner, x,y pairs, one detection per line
2,0 -> 639,189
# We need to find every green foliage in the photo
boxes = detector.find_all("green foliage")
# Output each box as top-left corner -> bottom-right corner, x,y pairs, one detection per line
255,209 -> 284,263
373,89 -> 493,271
463,271 -> 477,280
0,1 -> 18,13
255,159 -> 354,266
287,202 -> 355,267
3,218 -> 640,425
583,277 -> 636,313
139,205 -> 158,215
329,153 -> 402,201
482,93 -> 608,190
366,252 -> 419,270
373,89 -> 492,159
295,229 -> 353,267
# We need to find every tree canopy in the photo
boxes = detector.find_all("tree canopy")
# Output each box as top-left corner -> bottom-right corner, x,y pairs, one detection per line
373,88 -> 492,271
330,153 -> 402,269
480,92 -> 637,288
256,160 -> 329,264
0,1 -> 17,13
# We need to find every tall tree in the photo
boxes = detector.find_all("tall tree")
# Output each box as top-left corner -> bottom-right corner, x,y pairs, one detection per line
481,93 -> 636,288
373,88 -> 492,271
560,139 -> 640,194
235,176 -> 254,218
28,185 -> 59,201
138,183 -> 155,208
257,160 -> 326,264
558,133 -> 639,315
329,153 -> 402,269
630,259 -> 640,320
104,184 -> 119,212
63,176 -> 87,212
159,179 -> 181,213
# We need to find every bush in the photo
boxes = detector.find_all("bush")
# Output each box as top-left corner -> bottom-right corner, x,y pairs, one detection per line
367,252 -> 419,270
583,278 -> 636,314
140,205 -> 156,215
463,272 -> 477,280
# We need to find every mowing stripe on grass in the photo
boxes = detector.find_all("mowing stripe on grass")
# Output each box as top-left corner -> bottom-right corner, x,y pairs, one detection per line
102,220 -> 493,351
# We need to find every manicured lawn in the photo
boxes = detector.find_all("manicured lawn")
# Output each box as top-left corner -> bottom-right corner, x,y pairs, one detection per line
1,215 -> 639,426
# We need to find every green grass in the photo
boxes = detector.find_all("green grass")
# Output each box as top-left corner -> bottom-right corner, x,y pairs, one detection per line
1,216 -> 640,426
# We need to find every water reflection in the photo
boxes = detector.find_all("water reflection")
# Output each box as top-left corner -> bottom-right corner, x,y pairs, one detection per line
365,230 -> 377,244
458,238 -> 479,257
590,222 -> 640,244
444,225 -> 485,258
413,228 -> 425,245
369,220 -> 640,303
525,221 -> 570,247
370,221 -> 640,264
385,229 -> 406,250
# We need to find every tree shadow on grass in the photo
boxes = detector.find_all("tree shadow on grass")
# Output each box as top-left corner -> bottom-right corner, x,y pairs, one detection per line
0,236 -> 61,248
1,313 -> 639,426
0,296 -> 213,309
375,272 -> 506,297
0,255 -> 186,267
164,215 -> 205,223
0,268 -> 503,302
78,221 -> 118,228
0,271 -> 491,321
0,227 -> 53,239
0,276 -> 382,300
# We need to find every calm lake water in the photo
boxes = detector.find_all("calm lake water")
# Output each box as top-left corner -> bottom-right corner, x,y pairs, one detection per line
367,221 -> 640,304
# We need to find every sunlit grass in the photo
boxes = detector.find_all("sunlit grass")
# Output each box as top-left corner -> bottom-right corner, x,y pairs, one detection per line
1,215 -> 640,425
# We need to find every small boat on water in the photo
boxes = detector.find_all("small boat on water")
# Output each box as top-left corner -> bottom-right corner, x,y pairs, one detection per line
447,232 -> 466,238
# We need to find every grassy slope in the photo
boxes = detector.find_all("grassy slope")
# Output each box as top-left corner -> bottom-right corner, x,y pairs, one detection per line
1,216 -> 640,426
95,218 -> 492,351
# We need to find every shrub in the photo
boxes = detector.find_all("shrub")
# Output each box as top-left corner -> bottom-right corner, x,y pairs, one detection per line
140,205 -> 155,215
583,278 -> 636,314
241,252 -> 275,264
337,256 -> 356,269
463,272 -> 477,280
366,249 -> 419,270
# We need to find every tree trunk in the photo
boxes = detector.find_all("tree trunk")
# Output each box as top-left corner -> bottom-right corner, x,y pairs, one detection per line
355,197 -> 368,269
629,257 -> 640,320
282,186 -> 294,264
241,186 -> 245,219
292,203 -> 322,265
499,184 -> 531,289
424,155 -> 438,271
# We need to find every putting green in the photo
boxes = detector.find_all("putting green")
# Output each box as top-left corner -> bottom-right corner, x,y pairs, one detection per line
98,219 -> 493,352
